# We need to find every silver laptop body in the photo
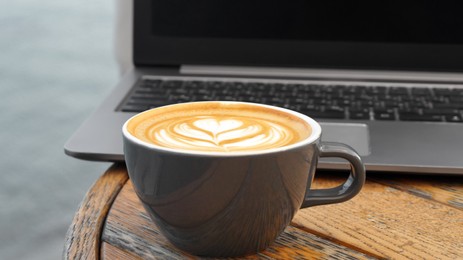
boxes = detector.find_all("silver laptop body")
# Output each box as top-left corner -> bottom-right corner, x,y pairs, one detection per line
65,1 -> 463,175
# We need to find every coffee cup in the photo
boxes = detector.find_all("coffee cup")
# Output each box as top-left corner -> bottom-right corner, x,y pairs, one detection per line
122,101 -> 365,257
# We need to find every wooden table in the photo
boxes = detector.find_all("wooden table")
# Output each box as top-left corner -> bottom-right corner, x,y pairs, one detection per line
64,164 -> 463,259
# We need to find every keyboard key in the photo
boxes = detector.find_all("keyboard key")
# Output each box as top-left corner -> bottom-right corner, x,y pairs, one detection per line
196,95 -> 216,101
349,108 -> 370,120
446,115 -> 463,122
434,103 -> 463,109
411,88 -> 431,96
345,86 -> 365,94
206,81 -> 225,89
407,100 -> 430,109
383,100 -> 399,108
430,96 -> 448,104
126,99 -> 167,106
131,93 -> 167,99
282,104 -> 300,111
143,79 -> 162,86
268,97 -> 286,105
121,104 -> 149,112
184,81 -> 203,88
302,104 -> 322,111
336,99 -> 351,106
389,87 -> 408,95
422,108 -> 460,116
375,111 -> 396,120
399,109 -> 443,121
170,94 -> 193,102
313,99 -> 329,105
303,110 -> 345,119
375,107 -> 395,113
433,88 -> 453,96
162,80 -> 183,89
246,82 -> 266,91
349,111 -> 370,120
448,96 -> 463,103
451,88 -> 463,96
171,88 -> 189,95
325,106 -> 345,113
135,88 -> 166,94
221,96 -> 236,101
293,98 -> 308,104
397,107 -> 421,114
237,96 -> 257,103
366,86 -> 387,95
400,114 -> 443,122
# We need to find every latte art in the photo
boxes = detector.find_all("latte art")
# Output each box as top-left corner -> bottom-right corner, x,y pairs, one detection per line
149,116 -> 297,152
126,102 -> 312,153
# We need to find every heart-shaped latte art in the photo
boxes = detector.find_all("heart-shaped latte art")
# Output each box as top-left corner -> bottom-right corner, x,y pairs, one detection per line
144,116 -> 298,152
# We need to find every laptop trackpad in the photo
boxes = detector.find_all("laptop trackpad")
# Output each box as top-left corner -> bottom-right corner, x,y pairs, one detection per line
319,123 -> 370,156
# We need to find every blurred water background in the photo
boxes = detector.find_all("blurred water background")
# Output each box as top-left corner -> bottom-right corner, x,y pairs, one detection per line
0,0 -> 117,259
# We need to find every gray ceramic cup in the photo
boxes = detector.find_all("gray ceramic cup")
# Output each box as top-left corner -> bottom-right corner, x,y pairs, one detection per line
122,102 -> 365,257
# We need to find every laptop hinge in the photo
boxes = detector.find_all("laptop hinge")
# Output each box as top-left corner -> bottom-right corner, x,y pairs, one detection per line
181,65 -> 463,84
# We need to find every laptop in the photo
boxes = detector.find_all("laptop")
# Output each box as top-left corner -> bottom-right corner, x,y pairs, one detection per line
65,0 -> 463,175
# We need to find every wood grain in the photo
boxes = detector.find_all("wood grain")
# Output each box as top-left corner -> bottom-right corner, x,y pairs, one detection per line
370,174 -> 463,210
101,242 -> 142,260
102,181 -> 374,259
294,172 -> 463,259
63,164 -> 128,260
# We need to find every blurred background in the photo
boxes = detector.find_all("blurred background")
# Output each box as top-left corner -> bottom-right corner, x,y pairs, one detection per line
0,0 -> 118,259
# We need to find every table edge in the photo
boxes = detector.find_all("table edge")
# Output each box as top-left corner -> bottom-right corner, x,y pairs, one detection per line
63,164 -> 129,260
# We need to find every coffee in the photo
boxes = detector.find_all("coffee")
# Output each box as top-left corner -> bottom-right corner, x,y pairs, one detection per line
126,102 -> 311,152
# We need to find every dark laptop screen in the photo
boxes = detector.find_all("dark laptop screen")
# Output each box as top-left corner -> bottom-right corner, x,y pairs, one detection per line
151,1 -> 463,45
134,1 -> 463,71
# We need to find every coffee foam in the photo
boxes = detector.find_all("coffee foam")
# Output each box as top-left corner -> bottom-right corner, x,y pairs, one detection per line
127,102 -> 312,152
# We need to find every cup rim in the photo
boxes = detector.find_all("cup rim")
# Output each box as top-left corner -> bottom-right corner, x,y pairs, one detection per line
122,101 -> 322,157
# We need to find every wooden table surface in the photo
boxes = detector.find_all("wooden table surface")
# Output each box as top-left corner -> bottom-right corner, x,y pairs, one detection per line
63,164 -> 463,259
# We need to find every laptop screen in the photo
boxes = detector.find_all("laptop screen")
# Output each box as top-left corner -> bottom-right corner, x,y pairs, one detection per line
151,2 -> 463,45
134,1 -> 463,71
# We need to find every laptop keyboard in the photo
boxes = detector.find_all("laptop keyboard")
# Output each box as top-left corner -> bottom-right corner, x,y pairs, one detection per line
119,78 -> 463,123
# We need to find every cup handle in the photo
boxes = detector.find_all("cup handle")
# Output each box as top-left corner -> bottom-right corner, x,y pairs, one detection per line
301,142 -> 366,208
